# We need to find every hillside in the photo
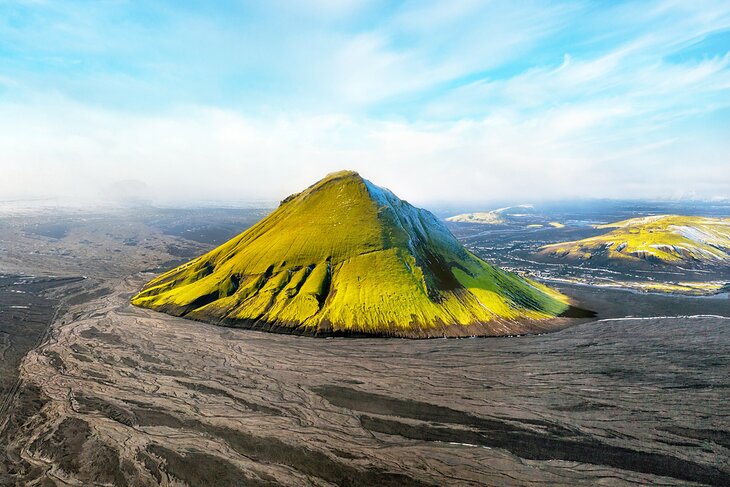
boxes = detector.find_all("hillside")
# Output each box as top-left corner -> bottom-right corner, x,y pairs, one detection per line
446,205 -> 535,225
539,215 -> 730,265
132,171 -> 570,337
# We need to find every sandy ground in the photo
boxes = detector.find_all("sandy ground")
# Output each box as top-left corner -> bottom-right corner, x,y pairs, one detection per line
0,207 -> 728,486
0,273 -> 726,486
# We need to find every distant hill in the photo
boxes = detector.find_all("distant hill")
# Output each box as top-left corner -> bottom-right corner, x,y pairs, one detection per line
539,215 -> 730,265
446,205 -> 536,225
132,171 -> 570,337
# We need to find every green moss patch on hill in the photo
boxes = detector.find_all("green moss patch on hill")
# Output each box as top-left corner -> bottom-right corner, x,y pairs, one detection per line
133,171 -> 570,337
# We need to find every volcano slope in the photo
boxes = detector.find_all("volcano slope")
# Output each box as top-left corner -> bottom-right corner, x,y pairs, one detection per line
132,171 -> 570,337
539,215 -> 730,266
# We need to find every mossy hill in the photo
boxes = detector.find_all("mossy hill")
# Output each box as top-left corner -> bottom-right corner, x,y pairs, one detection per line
132,171 -> 570,337
540,215 -> 730,265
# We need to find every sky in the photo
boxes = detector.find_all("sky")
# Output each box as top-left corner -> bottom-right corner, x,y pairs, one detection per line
1,0 -> 729,206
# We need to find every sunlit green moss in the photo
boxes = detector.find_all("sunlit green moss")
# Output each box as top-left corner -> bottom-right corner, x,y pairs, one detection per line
540,215 -> 730,264
132,170 -> 569,335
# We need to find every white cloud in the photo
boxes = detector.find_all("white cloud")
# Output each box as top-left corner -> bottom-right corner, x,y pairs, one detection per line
1,94 -> 727,206
1,1 -> 729,205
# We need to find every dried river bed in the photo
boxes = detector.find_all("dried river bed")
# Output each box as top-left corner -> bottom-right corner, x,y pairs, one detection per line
0,275 -> 728,486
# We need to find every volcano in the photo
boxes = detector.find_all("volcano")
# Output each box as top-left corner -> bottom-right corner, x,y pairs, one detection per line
132,171 -> 571,337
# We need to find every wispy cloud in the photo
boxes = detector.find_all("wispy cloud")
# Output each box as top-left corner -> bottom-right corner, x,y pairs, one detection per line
0,0 -> 728,204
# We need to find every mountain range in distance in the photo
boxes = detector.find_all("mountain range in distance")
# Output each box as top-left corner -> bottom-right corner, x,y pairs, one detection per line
539,215 -> 730,266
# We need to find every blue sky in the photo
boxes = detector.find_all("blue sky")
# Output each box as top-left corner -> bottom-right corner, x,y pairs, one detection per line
1,0 -> 729,204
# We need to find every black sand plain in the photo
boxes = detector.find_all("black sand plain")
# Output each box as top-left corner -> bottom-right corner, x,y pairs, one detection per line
0,204 -> 728,486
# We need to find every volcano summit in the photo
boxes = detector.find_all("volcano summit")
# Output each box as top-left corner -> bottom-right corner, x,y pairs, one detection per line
132,171 -> 571,337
